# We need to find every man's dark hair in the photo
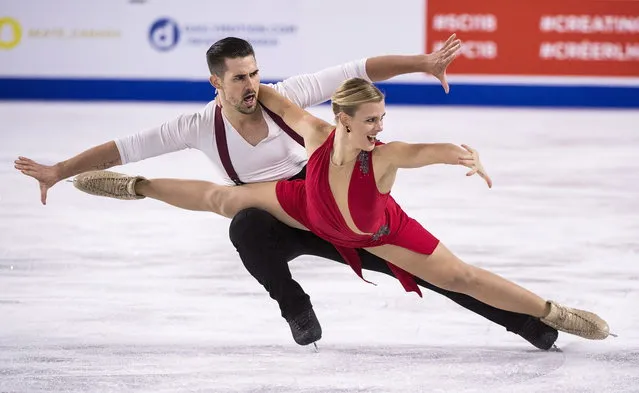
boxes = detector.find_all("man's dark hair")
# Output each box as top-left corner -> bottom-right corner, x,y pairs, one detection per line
206,37 -> 255,76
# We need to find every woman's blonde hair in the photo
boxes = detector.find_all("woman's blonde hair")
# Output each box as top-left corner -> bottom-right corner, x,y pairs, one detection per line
331,78 -> 384,118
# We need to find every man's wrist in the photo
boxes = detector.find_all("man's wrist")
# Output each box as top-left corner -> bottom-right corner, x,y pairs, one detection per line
53,162 -> 66,181
417,53 -> 434,75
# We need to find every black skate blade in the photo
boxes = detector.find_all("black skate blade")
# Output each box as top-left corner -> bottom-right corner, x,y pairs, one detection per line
549,344 -> 562,352
312,342 -> 319,353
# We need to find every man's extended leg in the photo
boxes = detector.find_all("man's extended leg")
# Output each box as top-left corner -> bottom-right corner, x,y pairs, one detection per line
293,227 -> 559,350
229,208 -> 321,346
229,208 -> 557,350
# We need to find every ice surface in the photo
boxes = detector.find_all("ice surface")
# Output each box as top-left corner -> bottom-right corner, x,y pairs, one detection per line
1,102 -> 638,392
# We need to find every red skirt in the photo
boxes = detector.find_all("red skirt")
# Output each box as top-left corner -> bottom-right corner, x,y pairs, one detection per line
276,179 -> 440,296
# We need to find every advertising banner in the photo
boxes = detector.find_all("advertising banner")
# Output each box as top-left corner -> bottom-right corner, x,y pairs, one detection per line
0,0 -> 423,79
425,0 -> 639,77
1,0 -> 637,106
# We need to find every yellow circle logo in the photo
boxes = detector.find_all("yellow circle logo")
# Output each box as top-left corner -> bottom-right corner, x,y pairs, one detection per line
0,17 -> 22,49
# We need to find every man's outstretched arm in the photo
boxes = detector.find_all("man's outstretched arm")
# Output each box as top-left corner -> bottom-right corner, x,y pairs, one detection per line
15,110 -> 204,205
275,33 -> 461,108
15,141 -> 121,205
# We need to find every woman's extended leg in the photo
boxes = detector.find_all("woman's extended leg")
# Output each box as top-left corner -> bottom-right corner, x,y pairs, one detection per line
134,177 -> 307,230
365,242 -> 609,339
366,242 -> 548,316
72,170 -> 307,230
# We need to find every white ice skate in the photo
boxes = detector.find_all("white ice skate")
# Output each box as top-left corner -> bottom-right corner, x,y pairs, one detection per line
73,170 -> 146,200
541,301 -> 611,340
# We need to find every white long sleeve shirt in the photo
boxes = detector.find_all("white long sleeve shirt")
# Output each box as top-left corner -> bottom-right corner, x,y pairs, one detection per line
114,59 -> 371,185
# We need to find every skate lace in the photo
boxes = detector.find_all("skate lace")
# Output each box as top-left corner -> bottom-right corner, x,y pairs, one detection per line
85,174 -> 130,196
556,304 -> 598,334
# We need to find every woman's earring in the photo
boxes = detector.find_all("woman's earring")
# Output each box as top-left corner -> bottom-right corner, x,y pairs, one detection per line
346,126 -> 351,133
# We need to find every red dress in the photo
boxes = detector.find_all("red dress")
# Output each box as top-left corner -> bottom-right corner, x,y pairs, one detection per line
276,130 -> 440,296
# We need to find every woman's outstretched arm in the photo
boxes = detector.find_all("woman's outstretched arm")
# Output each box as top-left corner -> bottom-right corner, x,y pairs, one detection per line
378,142 -> 493,188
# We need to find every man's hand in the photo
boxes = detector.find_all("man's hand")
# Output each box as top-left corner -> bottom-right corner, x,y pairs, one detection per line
14,157 -> 62,205
423,33 -> 461,94
458,144 -> 493,188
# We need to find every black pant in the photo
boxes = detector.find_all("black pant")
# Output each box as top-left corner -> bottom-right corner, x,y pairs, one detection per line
229,207 -> 534,335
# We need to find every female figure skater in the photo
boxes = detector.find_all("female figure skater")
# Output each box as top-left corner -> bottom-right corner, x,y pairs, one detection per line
72,78 -> 610,341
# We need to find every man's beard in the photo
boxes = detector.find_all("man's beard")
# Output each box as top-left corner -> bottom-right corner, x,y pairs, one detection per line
235,102 -> 258,114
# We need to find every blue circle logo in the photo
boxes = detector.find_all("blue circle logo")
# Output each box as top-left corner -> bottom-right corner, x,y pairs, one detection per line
149,18 -> 180,51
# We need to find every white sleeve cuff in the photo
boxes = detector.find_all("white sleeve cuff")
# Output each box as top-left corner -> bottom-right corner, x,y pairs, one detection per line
113,138 -> 129,165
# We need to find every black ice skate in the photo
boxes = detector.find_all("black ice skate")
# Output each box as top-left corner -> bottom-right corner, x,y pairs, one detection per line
517,316 -> 559,350
286,308 -> 322,346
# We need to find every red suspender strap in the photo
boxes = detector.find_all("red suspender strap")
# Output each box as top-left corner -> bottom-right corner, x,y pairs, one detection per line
260,102 -> 305,147
214,104 -> 244,185
214,102 -> 303,185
